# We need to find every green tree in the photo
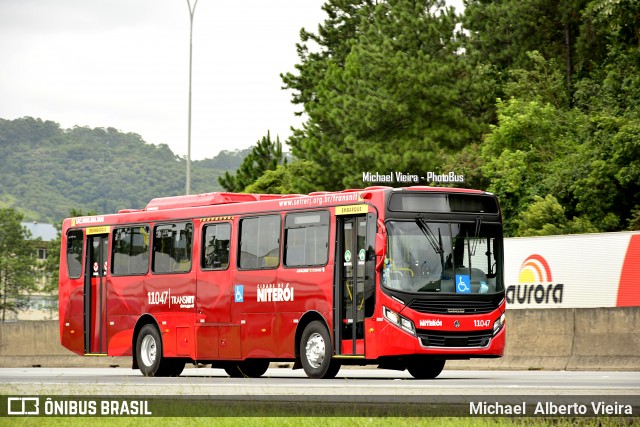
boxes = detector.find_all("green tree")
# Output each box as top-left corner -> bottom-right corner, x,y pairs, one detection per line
244,164 -> 292,195
516,195 -> 567,236
576,0 -> 640,76
281,0 -> 376,113
286,0 -> 494,190
567,115 -> 640,231
480,98 -> 587,235
515,194 -> 597,236
281,0 -> 376,191
463,0 -> 588,100
244,160 -> 325,195
444,51 -> 572,192
0,208 -> 38,321
504,51 -> 571,109
218,132 -> 286,193
574,0 -> 640,117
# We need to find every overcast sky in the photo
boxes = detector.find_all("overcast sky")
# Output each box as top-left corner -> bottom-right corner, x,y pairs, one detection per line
0,0 -> 328,160
0,0 -> 463,161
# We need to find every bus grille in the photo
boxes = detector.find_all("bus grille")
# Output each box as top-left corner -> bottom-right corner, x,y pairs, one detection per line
408,299 -> 498,315
417,330 -> 493,348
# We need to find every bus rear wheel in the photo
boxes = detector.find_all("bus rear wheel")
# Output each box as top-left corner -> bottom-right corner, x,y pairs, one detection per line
406,358 -> 445,379
224,360 -> 270,378
135,324 -> 185,377
300,321 -> 340,379
136,324 -> 163,377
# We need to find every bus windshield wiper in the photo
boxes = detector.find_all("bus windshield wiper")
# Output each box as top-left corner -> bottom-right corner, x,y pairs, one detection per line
415,216 -> 446,276
415,216 -> 443,255
470,216 -> 482,256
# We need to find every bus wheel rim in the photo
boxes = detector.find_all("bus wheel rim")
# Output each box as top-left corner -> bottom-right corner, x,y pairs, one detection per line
141,335 -> 156,367
305,332 -> 325,369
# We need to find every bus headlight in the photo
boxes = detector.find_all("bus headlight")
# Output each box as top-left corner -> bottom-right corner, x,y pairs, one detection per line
383,306 -> 416,336
493,313 -> 506,336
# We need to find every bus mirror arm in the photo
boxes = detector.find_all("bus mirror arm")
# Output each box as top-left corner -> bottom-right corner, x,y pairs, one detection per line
375,219 -> 386,270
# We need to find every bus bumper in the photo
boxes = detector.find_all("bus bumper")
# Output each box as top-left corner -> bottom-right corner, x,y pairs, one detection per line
369,319 -> 506,359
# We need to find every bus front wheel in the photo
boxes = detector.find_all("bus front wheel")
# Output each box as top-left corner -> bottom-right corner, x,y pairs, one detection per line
299,321 -> 340,379
406,358 -> 445,379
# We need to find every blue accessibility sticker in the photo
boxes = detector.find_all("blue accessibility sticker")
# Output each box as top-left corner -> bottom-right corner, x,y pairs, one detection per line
234,284 -> 244,302
455,274 -> 471,294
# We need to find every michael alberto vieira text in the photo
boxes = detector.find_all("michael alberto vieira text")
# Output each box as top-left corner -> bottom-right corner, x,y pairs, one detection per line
470,400 -> 633,416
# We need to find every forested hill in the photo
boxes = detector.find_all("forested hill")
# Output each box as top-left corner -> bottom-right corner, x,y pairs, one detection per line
0,117 -> 249,223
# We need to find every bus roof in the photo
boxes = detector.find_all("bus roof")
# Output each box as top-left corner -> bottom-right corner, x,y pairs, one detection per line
140,186 -> 486,212
143,192 -> 294,211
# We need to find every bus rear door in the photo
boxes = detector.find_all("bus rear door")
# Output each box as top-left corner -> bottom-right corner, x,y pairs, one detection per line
196,220 -> 233,360
84,228 -> 109,355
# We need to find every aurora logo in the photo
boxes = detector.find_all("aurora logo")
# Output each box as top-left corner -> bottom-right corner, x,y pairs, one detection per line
518,254 -> 553,283
506,254 -> 564,305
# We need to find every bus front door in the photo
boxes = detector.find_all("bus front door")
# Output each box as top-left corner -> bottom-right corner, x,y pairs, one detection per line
84,232 -> 108,355
335,214 -> 370,357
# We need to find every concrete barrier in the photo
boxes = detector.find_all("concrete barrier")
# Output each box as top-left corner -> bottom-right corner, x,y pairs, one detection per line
567,307 -> 640,370
0,321 -> 129,368
1,308 -> 638,370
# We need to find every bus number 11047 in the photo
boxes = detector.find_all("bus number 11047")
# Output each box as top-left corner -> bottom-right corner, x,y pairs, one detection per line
474,319 -> 491,328
148,291 -> 168,306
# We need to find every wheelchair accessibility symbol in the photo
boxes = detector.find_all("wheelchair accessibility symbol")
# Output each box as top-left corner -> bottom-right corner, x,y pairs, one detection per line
456,275 -> 471,294
234,285 -> 244,302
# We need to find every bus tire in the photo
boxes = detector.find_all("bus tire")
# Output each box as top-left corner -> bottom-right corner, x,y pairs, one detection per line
135,324 -> 163,377
406,358 -> 445,379
159,358 -> 186,377
223,364 -> 243,378
224,359 -> 270,378
300,321 -> 340,379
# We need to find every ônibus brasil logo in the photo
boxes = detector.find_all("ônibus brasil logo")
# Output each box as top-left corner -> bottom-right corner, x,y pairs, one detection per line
506,254 -> 563,306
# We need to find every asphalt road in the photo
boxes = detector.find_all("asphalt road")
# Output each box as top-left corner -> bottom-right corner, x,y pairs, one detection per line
1,367 -> 638,396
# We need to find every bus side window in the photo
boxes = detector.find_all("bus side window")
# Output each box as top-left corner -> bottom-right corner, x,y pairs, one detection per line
201,223 -> 231,270
112,226 -> 150,276
152,222 -> 193,274
66,229 -> 84,279
284,211 -> 329,267
239,215 -> 280,270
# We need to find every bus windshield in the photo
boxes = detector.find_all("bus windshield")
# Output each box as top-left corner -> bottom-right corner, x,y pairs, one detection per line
384,220 -> 503,294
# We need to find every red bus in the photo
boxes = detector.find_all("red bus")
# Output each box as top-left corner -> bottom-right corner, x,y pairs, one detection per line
59,186 -> 506,379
